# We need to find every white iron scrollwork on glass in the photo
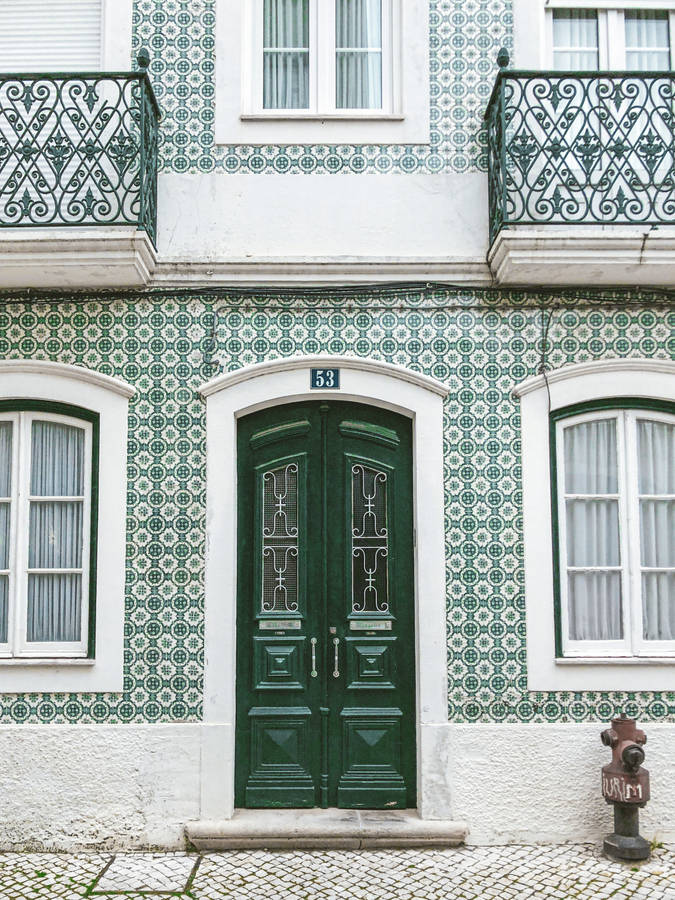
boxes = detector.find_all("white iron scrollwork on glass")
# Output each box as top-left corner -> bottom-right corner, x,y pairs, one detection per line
351,463 -> 389,614
261,463 -> 299,613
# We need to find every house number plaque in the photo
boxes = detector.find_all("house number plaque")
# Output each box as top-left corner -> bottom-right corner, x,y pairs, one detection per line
310,368 -> 340,389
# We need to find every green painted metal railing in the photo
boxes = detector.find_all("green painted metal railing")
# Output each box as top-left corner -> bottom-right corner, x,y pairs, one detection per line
0,58 -> 159,246
485,62 -> 675,245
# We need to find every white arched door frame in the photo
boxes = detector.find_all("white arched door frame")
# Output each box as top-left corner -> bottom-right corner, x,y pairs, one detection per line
197,356 -> 450,819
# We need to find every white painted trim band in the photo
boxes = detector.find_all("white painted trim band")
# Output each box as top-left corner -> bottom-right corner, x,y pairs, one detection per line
514,358 -> 675,398
0,360 -> 135,399
199,355 -> 450,398
200,355 -> 450,819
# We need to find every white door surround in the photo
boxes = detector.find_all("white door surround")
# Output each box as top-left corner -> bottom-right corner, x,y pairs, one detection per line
197,355 -> 450,819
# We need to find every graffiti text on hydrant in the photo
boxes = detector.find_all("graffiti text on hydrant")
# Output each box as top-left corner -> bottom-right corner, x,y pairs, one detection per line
602,774 -> 644,804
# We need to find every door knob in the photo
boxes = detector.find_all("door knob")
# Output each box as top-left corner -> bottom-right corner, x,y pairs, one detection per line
333,637 -> 340,678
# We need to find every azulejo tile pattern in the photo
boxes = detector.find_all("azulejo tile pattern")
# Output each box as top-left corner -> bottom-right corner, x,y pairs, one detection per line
132,0 -> 512,175
0,288 -> 672,725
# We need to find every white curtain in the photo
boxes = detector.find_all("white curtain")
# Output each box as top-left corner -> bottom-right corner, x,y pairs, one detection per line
336,0 -> 382,109
564,419 -> 622,641
0,422 -> 11,644
638,420 -> 675,640
625,11 -> 670,71
263,0 -> 309,109
552,10 -> 599,71
27,421 -> 84,643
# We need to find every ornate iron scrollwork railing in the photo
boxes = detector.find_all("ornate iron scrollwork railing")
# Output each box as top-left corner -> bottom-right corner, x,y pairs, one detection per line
0,68 -> 159,246
486,70 -> 675,245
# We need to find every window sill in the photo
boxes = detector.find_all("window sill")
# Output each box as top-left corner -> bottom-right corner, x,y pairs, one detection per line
556,656 -> 675,666
240,113 -> 405,121
0,657 -> 95,667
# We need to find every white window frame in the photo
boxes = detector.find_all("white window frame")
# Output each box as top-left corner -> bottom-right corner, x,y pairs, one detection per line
546,4 -> 675,69
0,361 -> 133,693
215,0 -> 429,145
514,358 -> 675,692
246,0 -> 395,117
556,407 -> 675,660
513,1 -> 675,69
0,410 -> 93,659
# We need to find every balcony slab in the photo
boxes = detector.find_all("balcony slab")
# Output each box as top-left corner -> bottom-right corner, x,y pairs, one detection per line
489,225 -> 675,288
0,227 -> 157,289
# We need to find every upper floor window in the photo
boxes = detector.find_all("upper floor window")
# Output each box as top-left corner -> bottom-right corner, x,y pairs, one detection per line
250,0 -> 394,115
0,0 -> 103,72
553,405 -> 675,659
0,407 -> 96,659
549,6 -> 675,70
0,0 -> 132,73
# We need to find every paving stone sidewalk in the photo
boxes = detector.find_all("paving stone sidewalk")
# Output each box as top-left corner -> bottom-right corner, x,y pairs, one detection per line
0,843 -> 674,900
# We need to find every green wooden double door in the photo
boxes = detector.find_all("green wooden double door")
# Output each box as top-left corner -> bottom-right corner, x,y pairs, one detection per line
235,401 -> 416,809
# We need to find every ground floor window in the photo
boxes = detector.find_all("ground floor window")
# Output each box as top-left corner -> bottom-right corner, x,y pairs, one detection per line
553,403 -> 675,659
0,405 -> 96,658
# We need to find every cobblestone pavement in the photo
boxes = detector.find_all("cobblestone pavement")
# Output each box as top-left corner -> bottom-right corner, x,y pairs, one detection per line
0,844 -> 673,900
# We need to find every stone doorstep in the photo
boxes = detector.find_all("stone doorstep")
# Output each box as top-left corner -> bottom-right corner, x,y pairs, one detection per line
186,809 -> 468,850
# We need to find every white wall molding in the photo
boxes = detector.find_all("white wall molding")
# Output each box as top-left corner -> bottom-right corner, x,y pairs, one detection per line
0,360 -> 135,399
0,362 -> 133,692
199,355 -> 449,397
153,257 -> 493,287
514,358 -> 675,399
516,358 -> 675,691
199,355 -> 450,819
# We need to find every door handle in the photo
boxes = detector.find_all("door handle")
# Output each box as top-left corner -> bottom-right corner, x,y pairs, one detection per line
333,637 -> 340,678
310,637 -> 318,678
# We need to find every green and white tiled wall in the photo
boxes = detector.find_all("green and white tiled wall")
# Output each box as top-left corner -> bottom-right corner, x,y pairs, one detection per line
134,0 -> 512,174
0,288 -> 672,726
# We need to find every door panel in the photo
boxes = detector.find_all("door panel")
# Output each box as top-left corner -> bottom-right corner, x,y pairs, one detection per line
236,401 -> 415,809
245,707 -> 315,807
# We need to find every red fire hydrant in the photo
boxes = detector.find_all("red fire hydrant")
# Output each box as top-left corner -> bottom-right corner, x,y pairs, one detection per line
600,714 -> 650,860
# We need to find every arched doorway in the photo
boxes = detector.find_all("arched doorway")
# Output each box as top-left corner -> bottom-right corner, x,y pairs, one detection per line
235,400 -> 416,808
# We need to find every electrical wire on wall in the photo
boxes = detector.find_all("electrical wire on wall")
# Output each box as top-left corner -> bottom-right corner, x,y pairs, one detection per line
0,281 -> 674,312
539,305 -> 554,415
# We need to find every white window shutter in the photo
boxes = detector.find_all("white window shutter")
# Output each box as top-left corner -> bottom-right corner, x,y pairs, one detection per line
0,0 -> 103,73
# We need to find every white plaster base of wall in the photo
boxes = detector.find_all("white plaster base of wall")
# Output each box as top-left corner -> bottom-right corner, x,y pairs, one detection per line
0,722 -> 673,850
446,723 -> 675,846
0,724 -> 202,851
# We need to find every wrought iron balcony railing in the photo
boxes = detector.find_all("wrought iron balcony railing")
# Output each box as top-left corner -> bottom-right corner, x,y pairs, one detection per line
0,63 -> 159,246
485,67 -> 675,245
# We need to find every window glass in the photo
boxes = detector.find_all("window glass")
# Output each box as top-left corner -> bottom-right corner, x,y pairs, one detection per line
637,419 -> 675,640
27,421 -> 85,645
0,421 -> 11,644
336,0 -> 383,109
552,9 -> 599,70
263,0 -> 310,109
563,419 -> 622,641
625,10 -> 670,70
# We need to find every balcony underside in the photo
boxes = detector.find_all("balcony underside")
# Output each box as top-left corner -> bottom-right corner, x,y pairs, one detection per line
489,225 -> 675,287
0,227 -> 157,288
